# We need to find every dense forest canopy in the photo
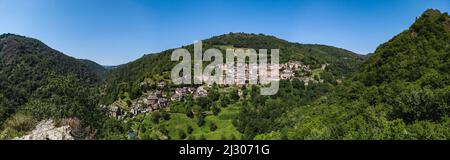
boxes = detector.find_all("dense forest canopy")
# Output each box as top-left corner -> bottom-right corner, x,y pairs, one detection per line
277,9 -> 450,140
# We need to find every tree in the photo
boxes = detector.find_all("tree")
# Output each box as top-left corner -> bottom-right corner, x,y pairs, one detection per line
211,105 -> 221,116
130,83 -> 141,99
178,130 -> 187,139
251,85 -> 259,99
197,97 -> 210,110
314,75 -> 320,81
161,111 -> 171,121
231,89 -> 240,102
199,134 -> 207,140
151,112 -> 161,124
321,72 -> 335,84
230,134 -> 237,140
220,96 -> 230,108
98,118 -> 128,140
186,110 -> 194,119
208,88 -> 220,102
292,78 -> 305,89
187,135 -> 195,140
209,122 -> 218,131
197,115 -> 205,127
187,125 -> 194,134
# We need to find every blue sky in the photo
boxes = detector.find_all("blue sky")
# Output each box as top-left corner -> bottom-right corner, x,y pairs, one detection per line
0,0 -> 449,65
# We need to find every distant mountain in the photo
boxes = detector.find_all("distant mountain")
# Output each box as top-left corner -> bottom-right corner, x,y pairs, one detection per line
102,65 -> 119,70
0,34 -> 104,82
101,33 -> 365,103
78,59 -> 107,78
206,33 -> 365,62
0,34 -> 105,135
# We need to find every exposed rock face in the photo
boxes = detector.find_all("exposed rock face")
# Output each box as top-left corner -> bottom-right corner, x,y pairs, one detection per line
14,120 -> 74,140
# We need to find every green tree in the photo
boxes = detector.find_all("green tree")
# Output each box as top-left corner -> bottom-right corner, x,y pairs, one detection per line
209,122 -> 218,131
197,115 -> 205,127
151,112 -> 161,124
211,105 -> 221,116
187,125 -> 194,134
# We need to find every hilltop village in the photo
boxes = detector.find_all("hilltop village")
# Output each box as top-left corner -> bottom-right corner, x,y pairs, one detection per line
105,61 -> 328,120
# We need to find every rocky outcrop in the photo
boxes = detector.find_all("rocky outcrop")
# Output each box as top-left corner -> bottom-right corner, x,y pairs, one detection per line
14,120 -> 74,140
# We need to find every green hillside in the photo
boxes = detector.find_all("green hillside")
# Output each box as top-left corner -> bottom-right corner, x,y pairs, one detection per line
274,9 -> 450,140
0,34 -> 105,139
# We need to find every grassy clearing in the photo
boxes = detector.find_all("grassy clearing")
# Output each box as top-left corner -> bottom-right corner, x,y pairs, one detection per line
158,105 -> 242,140
312,69 -> 323,79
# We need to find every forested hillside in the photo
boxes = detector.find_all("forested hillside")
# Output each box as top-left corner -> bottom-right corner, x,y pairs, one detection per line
0,34 -> 105,139
269,9 -> 450,140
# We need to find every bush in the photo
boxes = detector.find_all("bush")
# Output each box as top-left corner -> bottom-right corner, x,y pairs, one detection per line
0,113 -> 37,139
209,122 -> 218,131
178,130 -> 187,139
187,135 -> 196,140
161,111 -> 171,121
211,105 -> 221,116
187,126 -> 194,134
3,113 -> 37,133
151,112 -> 161,124
186,110 -> 194,119
199,134 -> 207,140
197,116 -> 205,127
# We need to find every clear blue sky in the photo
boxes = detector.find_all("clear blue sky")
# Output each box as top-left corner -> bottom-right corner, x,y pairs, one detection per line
0,0 -> 449,65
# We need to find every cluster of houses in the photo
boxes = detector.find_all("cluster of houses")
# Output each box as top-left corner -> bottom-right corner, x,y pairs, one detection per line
130,90 -> 169,116
171,87 -> 194,101
280,61 -> 330,86
192,61 -> 319,84
192,63 -> 282,86
106,105 -> 125,120
297,77 -> 316,86
107,85 -> 209,119
282,61 -> 312,72
280,61 -> 311,80
170,86 -> 208,101
106,61 -> 329,120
